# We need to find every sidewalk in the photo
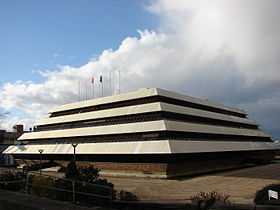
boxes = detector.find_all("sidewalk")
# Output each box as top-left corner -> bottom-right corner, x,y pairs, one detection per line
105,163 -> 280,205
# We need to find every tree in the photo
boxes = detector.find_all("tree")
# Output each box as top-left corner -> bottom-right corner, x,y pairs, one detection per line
65,160 -> 79,179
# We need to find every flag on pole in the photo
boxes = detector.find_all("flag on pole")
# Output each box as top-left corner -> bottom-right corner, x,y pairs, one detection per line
100,75 -> 103,83
268,190 -> 278,200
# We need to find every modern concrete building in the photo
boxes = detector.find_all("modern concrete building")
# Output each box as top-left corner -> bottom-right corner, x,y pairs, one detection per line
4,88 -> 280,177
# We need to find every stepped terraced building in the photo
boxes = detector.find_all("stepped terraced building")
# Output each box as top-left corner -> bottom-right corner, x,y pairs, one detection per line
4,88 -> 280,178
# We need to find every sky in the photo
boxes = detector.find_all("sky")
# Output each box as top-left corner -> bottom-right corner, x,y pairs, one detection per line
0,0 -> 280,139
0,1 -> 156,83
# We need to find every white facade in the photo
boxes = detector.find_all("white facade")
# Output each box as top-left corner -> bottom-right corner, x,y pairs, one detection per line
4,88 -> 279,156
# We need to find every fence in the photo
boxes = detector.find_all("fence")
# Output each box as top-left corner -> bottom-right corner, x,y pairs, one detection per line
0,166 -> 114,205
24,171 -> 114,205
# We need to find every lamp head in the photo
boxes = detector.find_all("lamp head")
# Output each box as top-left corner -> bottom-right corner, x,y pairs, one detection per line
72,143 -> 78,148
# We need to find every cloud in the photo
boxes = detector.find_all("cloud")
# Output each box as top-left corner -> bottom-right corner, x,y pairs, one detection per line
0,0 -> 280,138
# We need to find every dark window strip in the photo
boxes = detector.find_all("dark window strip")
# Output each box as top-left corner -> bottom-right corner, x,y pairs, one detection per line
24,131 -> 272,145
50,96 -> 246,118
37,111 -> 257,132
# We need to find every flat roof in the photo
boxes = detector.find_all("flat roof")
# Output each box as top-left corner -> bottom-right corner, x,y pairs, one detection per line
49,88 -> 245,115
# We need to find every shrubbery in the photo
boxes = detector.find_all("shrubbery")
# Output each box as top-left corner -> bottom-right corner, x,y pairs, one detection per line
28,162 -> 114,206
118,190 -> 138,201
190,191 -> 231,210
79,165 -> 100,183
0,170 -> 25,191
65,160 -> 79,179
0,170 -> 24,182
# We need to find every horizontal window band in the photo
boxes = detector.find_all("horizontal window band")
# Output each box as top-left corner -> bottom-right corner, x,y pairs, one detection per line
37,111 -> 257,132
22,131 -> 271,144
50,96 -> 246,118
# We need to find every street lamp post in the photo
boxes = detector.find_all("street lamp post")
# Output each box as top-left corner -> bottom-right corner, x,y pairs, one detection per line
71,143 -> 78,204
38,149 -> 44,175
71,143 -> 78,163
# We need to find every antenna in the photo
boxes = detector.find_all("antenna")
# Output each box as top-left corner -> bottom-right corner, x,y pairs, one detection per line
92,80 -> 95,99
82,82 -> 84,101
112,71 -> 115,95
85,82 -> 88,100
118,69 -> 121,94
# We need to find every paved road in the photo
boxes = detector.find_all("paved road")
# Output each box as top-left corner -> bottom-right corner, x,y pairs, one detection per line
105,163 -> 280,205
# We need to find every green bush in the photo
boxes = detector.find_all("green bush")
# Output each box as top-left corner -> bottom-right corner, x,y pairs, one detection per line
26,163 -> 114,206
118,190 -> 138,201
79,165 -> 100,183
64,162 -> 113,189
255,184 -> 280,205
0,170 -> 25,191
0,170 -> 24,181
65,160 -> 79,179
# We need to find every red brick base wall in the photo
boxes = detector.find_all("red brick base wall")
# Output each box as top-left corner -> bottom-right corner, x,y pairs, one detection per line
56,159 -> 244,178
57,161 -> 168,175
15,150 -> 276,178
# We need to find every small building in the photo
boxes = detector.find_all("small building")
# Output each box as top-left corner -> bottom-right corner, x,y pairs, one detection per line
0,125 -> 23,165
4,88 -> 280,178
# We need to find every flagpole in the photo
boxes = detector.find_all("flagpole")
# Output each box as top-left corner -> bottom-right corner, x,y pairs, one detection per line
112,71 -> 114,95
78,80 -> 80,101
91,77 -> 95,99
102,80 -> 104,97
85,82 -> 88,100
118,69 -> 121,94
100,75 -> 103,97
93,82 -> 95,99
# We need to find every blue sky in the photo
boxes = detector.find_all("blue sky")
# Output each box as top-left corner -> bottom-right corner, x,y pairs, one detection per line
0,0 -> 157,83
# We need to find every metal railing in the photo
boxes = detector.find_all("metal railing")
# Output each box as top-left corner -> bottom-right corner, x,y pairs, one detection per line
25,171 -> 114,204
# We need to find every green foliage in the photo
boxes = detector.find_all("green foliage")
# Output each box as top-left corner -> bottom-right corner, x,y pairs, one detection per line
64,162 -> 113,188
65,160 -> 79,179
0,170 -> 24,181
118,190 -> 138,201
78,165 -> 100,183
94,178 -> 114,188
28,164 -> 114,206
190,191 -> 230,210
255,184 -> 280,205
0,170 -> 25,191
